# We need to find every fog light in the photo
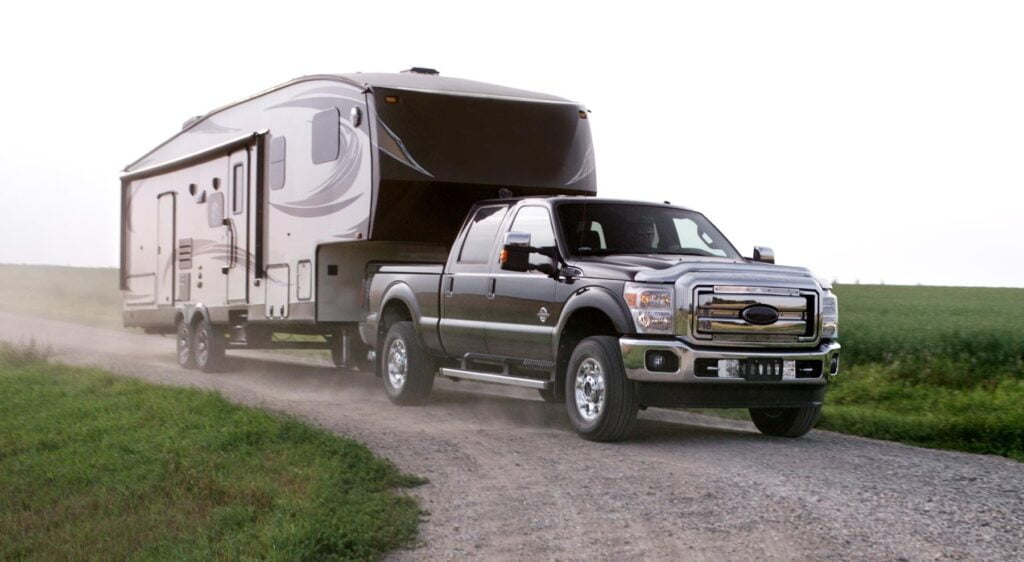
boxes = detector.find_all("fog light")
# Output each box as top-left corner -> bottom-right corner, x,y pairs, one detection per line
645,350 -> 679,373
829,353 -> 840,375
717,359 -> 741,378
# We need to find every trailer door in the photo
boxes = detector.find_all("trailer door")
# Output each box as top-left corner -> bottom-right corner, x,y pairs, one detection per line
156,192 -> 176,306
226,149 -> 250,303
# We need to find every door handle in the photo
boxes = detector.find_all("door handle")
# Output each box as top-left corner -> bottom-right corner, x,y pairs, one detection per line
445,276 -> 454,296
488,277 -> 496,299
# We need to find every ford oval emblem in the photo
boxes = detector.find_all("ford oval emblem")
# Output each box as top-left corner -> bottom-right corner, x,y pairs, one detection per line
741,305 -> 779,325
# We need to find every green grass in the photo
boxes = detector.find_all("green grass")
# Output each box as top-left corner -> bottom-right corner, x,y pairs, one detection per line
0,342 -> 424,561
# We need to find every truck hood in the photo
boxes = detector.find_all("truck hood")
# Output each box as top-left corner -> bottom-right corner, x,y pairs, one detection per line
572,255 -> 819,285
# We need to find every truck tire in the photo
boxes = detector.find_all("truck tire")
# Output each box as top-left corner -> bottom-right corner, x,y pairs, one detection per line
749,406 -> 821,437
564,336 -> 639,441
176,320 -> 196,369
192,318 -> 226,373
381,321 -> 435,405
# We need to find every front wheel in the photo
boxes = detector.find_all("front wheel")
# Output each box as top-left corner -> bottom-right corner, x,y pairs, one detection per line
381,321 -> 435,405
564,336 -> 638,441
749,406 -> 821,437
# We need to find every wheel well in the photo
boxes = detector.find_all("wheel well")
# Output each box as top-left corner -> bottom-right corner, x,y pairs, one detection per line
555,308 -> 619,398
379,299 -> 413,339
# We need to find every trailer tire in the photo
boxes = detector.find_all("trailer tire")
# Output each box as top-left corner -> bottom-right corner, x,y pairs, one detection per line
176,320 -> 196,369
749,406 -> 821,438
564,336 -> 638,441
381,321 -> 435,405
192,318 -> 226,373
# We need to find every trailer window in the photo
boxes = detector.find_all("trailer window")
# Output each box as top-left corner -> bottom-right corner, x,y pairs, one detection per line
232,164 -> 245,215
311,108 -> 340,164
270,136 -> 286,190
457,206 -> 507,264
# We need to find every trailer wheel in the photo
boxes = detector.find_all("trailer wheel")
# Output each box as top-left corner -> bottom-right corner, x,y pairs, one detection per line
381,321 -> 435,405
192,318 -> 226,373
176,320 -> 196,369
749,406 -> 821,438
564,336 -> 638,441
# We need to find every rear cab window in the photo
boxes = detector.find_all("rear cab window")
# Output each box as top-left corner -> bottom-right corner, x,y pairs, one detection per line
455,205 -> 509,267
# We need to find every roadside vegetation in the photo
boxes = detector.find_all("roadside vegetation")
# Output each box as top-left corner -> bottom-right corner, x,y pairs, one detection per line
821,284 -> 1024,461
0,264 -> 121,328
0,341 -> 423,561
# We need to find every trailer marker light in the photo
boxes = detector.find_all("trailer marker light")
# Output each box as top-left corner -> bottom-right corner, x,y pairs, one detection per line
578,110 -> 587,119
385,95 -> 400,104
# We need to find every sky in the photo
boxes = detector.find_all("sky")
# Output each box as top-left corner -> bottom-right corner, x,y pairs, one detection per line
1,0 -> 1021,287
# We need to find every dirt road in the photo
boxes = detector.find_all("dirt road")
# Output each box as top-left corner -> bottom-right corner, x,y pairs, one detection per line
1,311 -> 1021,560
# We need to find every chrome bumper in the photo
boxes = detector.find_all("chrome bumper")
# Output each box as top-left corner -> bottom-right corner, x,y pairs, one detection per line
620,338 -> 841,383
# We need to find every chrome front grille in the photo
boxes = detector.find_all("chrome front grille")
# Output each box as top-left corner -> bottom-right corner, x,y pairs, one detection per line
692,286 -> 818,345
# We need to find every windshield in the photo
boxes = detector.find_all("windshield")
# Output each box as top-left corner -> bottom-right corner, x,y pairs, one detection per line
556,202 -> 741,259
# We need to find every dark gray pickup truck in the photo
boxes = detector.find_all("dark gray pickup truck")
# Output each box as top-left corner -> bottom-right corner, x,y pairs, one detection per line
360,197 -> 840,441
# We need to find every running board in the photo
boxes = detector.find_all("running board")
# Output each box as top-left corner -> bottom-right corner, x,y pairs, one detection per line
438,368 -> 550,390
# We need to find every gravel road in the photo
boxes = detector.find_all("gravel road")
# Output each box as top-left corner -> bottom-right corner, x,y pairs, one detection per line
2,311 -> 1022,560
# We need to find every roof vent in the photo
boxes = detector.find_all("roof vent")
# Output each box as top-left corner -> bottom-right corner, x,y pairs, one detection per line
402,67 -> 439,75
182,115 -> 204,130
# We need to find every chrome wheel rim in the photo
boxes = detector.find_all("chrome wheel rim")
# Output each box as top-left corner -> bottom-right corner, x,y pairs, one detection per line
387,339 -> 408,389
574,357 -> 605,422
195,326 -> 209,366
177,328 -> 190,364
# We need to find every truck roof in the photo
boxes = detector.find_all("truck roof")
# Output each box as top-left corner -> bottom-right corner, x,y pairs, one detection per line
470,195 -> 696,213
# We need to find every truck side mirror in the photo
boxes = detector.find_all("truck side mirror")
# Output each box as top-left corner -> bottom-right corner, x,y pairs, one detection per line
753,246 -> 775,264
500,231 -> 531,272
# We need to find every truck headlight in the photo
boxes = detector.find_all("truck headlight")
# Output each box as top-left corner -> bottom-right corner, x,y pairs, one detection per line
624,283 -> 675,334
821,291 -> 839,338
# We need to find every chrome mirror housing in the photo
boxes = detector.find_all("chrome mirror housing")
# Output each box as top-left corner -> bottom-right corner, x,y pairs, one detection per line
753,246 -> 775,264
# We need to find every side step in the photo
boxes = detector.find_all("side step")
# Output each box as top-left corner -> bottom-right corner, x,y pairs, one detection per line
438,368 -> 550,390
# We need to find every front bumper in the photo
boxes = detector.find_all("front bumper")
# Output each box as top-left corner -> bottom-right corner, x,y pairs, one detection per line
620,338 -> 841,383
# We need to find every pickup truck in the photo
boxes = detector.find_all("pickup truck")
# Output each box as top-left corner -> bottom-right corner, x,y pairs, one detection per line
360,197 -> 840,441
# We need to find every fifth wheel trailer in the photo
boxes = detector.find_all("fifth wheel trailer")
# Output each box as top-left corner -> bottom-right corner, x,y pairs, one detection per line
120,69 -> 597,371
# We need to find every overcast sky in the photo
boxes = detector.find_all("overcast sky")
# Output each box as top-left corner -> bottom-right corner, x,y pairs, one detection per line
1,0 -> 1021,287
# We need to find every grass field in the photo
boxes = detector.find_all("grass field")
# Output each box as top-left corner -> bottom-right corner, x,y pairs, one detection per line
0,342 -> 423,561
0,264 -> 121,328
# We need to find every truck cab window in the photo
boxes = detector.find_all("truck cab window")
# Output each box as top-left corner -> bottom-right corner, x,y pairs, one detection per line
672,218 -> 727,257
457,206 -> 507,264
509,206 -> 556,270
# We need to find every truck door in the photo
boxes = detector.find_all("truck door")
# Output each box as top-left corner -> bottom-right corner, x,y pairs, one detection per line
156,192 -> 176,306
485,206 -> 561,362
226,149 -> 250,303
439,205 -> 509,358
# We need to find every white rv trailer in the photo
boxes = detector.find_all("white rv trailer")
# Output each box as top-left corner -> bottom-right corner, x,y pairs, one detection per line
120,69 -> 597,371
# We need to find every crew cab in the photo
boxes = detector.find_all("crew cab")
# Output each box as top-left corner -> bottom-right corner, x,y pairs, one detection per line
360,197 -> 840,441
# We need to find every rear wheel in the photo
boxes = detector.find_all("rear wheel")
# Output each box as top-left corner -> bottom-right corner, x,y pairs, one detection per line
176,320 -> 196,369
381,321 -> 435,405
564,336 -> 638,441
193,318 -> 226,373
749,406 -> 821,437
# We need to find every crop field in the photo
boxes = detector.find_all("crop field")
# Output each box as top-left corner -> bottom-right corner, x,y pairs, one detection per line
824,284 -> 1024,460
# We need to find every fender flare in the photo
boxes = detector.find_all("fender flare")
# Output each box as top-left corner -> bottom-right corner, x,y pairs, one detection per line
377,282 -> 424,336
552,285 -> 633,356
